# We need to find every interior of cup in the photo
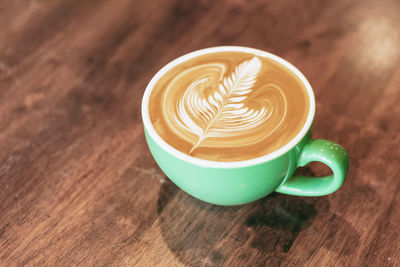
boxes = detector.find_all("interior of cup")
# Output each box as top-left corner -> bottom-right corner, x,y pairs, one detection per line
141,46 -> 316,168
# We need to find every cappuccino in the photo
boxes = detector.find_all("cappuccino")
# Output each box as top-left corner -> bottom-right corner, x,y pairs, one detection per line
149,51 -> 310,161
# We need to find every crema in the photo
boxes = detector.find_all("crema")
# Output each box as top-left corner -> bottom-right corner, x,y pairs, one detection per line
149,51 -> 310,161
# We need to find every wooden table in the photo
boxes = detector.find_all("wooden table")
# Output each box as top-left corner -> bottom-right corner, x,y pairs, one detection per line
1,0 -> 400,266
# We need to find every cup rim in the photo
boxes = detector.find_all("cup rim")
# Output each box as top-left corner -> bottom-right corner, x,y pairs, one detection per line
141,46 -> 316,168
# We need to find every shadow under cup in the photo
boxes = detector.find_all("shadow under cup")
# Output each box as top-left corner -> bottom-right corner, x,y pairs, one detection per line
142,46 -> 349,206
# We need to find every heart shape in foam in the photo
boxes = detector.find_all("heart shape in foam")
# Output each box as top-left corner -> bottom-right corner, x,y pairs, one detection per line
166,57 -> 288,154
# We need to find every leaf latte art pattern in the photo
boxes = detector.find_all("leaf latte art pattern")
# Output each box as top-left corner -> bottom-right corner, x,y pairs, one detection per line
174,57 -> 287,154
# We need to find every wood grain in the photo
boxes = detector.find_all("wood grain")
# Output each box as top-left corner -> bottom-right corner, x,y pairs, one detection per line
1,0 -> 400,266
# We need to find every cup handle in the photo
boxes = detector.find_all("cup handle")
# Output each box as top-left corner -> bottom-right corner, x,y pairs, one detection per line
276,139 -> 349,196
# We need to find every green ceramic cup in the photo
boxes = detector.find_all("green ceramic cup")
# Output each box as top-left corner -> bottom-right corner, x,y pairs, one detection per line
141,46 -> 349,206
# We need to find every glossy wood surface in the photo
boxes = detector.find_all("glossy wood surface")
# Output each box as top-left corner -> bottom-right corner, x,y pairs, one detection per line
1,0 -> 400,266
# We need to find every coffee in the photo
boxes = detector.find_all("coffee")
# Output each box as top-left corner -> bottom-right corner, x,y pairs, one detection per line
149,51 -> 310,162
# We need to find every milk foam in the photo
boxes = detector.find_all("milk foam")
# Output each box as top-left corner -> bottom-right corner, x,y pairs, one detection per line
150,51 -> 309,161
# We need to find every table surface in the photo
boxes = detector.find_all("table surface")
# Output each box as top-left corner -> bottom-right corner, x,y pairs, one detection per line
1,0 -> 400,266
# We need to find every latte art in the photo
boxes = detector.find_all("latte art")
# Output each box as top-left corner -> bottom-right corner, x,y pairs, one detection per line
173,57 -> 287,154
150,51 -> 310,161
